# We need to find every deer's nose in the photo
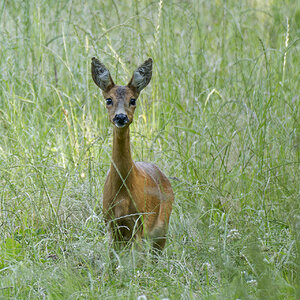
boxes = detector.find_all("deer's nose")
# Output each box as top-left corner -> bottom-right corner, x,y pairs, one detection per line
113,113 -> 129,128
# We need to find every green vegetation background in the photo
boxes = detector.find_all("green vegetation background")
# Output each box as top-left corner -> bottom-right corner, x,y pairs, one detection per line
0,0 -> 299,298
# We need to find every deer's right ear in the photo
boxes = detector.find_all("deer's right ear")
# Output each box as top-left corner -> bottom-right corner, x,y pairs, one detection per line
91,57 -> 115,92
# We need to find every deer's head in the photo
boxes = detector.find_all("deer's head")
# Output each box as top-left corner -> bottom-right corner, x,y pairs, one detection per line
91,57 -> 152,128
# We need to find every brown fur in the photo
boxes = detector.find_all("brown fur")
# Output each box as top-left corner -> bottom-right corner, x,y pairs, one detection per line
91,57 -> 174,251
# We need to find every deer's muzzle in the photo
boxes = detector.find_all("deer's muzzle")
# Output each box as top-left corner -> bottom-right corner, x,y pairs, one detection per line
113,113 -> 129,128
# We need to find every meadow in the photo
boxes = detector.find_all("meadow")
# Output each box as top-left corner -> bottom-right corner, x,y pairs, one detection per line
0,0 -> 299,298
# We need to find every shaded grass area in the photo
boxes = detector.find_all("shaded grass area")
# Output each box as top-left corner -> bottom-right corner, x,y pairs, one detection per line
0,0 -> 299,298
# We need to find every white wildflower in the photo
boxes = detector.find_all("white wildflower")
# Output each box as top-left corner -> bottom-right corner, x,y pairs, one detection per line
247,279 -> 257,286
227,229 -> 241,240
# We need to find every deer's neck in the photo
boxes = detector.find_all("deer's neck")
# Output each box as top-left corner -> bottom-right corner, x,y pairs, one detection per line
111,126 -> 134,181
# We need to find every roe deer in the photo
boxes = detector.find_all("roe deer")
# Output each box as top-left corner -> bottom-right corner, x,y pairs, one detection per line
91,57 -> 174,251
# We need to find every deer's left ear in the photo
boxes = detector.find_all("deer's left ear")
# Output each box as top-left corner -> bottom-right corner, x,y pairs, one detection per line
127,58 -> 152,93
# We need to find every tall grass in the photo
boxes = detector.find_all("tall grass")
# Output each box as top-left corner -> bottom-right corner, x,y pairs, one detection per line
0,0 -> 299,298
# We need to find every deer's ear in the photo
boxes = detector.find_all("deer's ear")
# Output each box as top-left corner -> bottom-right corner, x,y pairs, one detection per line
91,57 -> 115,92
127,58 -> 152,93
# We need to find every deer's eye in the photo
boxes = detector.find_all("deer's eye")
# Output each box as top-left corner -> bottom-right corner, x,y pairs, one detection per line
106,98 -> 113,106
129,98 -> 136,106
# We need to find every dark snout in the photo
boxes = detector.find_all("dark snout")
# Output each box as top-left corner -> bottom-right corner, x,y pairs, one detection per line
113,113 -> 129,128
